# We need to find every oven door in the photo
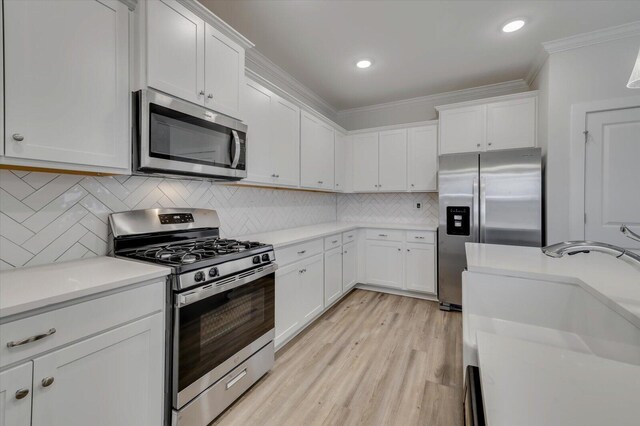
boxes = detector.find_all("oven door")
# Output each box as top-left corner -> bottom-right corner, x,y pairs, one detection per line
136,89 -> 247,180
173,264 -> 275,409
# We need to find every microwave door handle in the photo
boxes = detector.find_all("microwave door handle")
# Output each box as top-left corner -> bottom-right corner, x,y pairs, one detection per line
231,130 -> 241,169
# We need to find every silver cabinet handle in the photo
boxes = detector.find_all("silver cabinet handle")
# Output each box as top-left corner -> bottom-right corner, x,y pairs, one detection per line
226,369 -> 247,390
476,143 -> 481,148
488,142 -> 492,146
208,93 -> 214,99
378,234 -> 388,237
407,249 -> 411,252
41,377 -> 55,388
415,236 -> 425,239
230,130 -> 241,169
297,250 -> 306,255
344,250 -> 348,254
199,90 -> 205,96
332,240 -> 338,244
397,248 -> 401,251
318,181 -> 323,184
15,389 -> 29,400
7,328 -> 56,348
276,174 -> 280,178
12,133 -> 24,142
411,184 -> 415,187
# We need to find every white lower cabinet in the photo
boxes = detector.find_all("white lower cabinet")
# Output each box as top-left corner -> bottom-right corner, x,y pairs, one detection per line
342,241 -> 357,291
0,362 -> 32,426
299,255 -> 325,324
324,246 -> 343,306
405,243 -> 436,294
365,240 -> 404,289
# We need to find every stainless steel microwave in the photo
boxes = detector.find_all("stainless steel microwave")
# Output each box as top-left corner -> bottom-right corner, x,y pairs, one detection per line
133,89 -> 247,180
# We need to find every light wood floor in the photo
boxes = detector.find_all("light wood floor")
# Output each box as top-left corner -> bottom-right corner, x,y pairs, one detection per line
213,289 -> 463,426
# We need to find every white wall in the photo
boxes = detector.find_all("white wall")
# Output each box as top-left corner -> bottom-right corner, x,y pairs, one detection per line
542,35 -> 640,243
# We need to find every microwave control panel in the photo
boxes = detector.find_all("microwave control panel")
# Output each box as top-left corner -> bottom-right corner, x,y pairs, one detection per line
446,206 -> 470,236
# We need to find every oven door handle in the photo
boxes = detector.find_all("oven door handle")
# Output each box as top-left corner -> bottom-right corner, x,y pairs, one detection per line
177,263 -> 278,308
230,130 -> 241,169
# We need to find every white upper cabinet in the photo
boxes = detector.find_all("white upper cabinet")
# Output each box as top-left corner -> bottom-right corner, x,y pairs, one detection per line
438,105 -> 486,154
3,0 -> 130,172
437,92 -> 538,155
408,125 -> 438,191
271,97 -> 301,187
145,0 -> 247,120
352,132 -> 380,192
486,96 -> 536,151
300,112 -> 334,191
147,0 -> 205,106
204,23 -> 244,119
334,132 -> 347,192
378,129 -> 408,191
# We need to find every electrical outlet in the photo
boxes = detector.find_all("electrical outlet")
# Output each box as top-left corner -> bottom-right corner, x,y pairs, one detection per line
416,203 -> 422,209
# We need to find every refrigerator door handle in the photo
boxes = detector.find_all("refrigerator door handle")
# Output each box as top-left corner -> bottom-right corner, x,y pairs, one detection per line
473,177 -> 480,242
480,176 -> 487,243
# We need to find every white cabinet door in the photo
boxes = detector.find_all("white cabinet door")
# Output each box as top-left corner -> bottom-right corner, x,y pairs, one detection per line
365,240 -> 403,289
439,105 -> 486,154
0,362 -> 32,426
271,97 -> 300,187
408,125 -> 438,191
486,97 -> 536,151
324,247 -> 343,306
301,113 -> 334,190
244,80 -> 274,184
299,254 -> 324,324
147,0 -> 205,105
204,23 -> 244,120
4,0 -> 130,170
405,243 -> 436,294
342,241 -> 357,291
316,122 -> 335,191
352,132 -> 379,192
31,314 -> 164,426
378,129 -> 408,191
334,132 -> 346,192
275,263 -> 302,348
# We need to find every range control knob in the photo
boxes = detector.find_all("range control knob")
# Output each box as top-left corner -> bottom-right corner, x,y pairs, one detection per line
261,254 -> 270,262
252,256 -> 261,264
208,267 -> 219,278
194,271 -> 205,282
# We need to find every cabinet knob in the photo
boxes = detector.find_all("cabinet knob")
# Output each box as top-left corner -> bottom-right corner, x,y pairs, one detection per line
208,93 -> 214,99
15,389 -> 29,400
41,377 -> 55,387
12,133 -> 24,142
488,142 -> 492,146
199,90 -> 205,96
318,181 -> 323,184
476,143 -> 481,148
411,184 -> 415,187
397,248 -> 401,251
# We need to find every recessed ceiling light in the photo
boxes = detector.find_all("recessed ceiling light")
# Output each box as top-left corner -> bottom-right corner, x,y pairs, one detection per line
502,19 -> 525,33
356,59 -> 372,69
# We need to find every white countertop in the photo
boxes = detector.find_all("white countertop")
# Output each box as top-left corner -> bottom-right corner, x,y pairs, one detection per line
241,221 -> 438,248
465,243 -> 640,328
0,257 -> 170,319
477,331 -> 640,426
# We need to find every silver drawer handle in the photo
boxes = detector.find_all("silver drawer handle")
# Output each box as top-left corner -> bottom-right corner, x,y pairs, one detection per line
318,181 -> 323,184
15,389 -> 29,400
415,236 -> 425,239
12,133 -> 24,142
208,93 -> 214,99
378,234 -> 388,237
226,369 -> 247,390
332,240 -> 338,244
347,235 -> 353,238
41,377 -> 54,388
7,328 -> 56,348
297,250 -> 306,255
199,90 -> 205,96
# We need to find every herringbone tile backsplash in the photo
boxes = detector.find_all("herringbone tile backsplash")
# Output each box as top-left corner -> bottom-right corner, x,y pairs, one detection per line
0,170 -> 439,269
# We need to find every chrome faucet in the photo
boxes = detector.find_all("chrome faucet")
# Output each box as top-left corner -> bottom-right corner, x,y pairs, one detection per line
542,239 -> 640,268
621,224 -> 640,243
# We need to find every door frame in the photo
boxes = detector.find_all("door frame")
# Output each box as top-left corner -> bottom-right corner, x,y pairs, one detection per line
568,95 -> 640,240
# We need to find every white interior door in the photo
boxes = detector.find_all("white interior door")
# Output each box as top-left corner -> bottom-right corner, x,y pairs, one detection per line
585,107 -> 640,250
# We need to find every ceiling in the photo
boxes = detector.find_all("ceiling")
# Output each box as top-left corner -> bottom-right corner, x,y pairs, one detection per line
201,1 -> 640,111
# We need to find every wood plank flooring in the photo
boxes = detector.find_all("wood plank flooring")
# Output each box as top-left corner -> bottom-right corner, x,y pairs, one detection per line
213,289 -> 463,426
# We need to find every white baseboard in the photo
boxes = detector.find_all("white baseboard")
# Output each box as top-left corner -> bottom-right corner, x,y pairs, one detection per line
355,283 -> 438,302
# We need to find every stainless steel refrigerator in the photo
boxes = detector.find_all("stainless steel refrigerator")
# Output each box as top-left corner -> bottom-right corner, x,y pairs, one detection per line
438,148 -> 542,311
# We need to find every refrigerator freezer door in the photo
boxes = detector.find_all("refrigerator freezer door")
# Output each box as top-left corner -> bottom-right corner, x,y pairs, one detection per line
479,148 -> 542,247
438,152 -> 479,310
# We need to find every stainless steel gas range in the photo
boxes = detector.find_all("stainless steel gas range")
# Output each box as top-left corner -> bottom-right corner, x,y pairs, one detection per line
108,208 -> 276,426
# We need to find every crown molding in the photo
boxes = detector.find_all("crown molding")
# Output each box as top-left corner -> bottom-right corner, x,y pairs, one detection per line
525,47 -> 550,86
543,20 -> 640,55
337,79 -> 529,116
348,119 -> 438,135
245,49 -> 338,120
434,90 -> 538,112
180,0 -> 255,49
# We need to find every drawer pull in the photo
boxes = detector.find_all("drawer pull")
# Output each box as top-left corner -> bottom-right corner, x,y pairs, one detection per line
226,369 -> 247,390
7,328 -> 56,348
331,240 -> 338,244
378,234 -> 388,237
41,377 -> 55,388
347,235 -> 353,238
415,236 -> 425,239
297,250 -> 306,255
15,389 -> 29,400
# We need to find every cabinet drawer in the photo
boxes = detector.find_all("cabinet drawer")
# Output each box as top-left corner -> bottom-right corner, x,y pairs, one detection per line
276,239 -> 323,266
365,229 -> 403,242
342,230 -> 356,243
406,231 -> 435,244
0,281 -> 164,369
324,234 -> 342,250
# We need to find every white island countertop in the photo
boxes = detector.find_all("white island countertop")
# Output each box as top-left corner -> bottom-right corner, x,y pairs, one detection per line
0,257 -> 170,319
465,243 -> 640,328
477,331 -> 640,426
241,221 -> 438,248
